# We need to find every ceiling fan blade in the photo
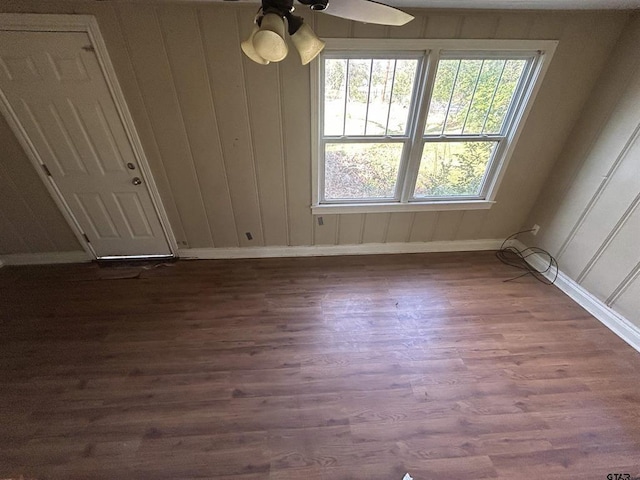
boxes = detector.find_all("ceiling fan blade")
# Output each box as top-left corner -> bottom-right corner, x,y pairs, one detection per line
321,0 -> 414,26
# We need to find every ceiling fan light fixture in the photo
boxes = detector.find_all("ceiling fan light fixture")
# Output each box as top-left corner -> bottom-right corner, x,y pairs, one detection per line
290,23 -> 325,65
241,24 -> 270,65
243,0 -> 412,66
253,13 -> 288,62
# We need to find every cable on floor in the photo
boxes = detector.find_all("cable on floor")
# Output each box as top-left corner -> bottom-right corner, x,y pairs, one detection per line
495,229 -> 559,285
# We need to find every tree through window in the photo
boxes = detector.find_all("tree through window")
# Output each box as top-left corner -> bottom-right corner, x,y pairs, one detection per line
315,40 -> 556,211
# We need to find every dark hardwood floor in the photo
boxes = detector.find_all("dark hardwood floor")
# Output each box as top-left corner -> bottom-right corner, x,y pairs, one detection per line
1,252 -> 639,479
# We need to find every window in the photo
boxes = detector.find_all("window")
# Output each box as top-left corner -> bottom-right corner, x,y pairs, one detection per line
312,39 -> 557,213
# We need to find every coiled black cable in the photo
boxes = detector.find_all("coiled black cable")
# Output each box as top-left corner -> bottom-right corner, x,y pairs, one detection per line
495,229 -> 559,285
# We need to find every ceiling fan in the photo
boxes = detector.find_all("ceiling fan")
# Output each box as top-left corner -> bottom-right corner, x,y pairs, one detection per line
241,0 -> 414,65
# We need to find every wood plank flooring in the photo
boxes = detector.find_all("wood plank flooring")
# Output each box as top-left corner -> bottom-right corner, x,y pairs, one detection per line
0,252 -> 639,479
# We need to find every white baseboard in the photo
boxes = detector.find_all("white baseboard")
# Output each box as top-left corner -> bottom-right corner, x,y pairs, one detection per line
513,240 -> 640,353
0,240 -> 500,267
178,239 -> 504,260
0,251 -> 91,266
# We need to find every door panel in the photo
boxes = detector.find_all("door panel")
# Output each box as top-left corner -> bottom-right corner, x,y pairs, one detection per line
0,55 -> 41,82
82,103 -> 128,174
0,30 -> 171,257
113,192 -> 155,238
74,193 -> 120,238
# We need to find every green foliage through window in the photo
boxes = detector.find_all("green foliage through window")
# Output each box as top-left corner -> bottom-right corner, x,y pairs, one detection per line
325,143 -> 403,199
415,142 -> 497,197
320,49 -> 537,203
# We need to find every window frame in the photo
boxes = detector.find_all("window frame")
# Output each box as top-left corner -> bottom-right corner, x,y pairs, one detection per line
311,39 -> 558,214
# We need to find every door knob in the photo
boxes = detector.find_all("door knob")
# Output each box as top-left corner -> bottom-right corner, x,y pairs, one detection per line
132,177 -> 142,185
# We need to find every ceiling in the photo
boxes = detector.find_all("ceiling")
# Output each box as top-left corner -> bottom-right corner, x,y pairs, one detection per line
385,0 -> 640,8
217,0 -> 640,9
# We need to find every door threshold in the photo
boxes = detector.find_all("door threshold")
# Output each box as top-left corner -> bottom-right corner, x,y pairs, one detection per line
96,254 -> 176,264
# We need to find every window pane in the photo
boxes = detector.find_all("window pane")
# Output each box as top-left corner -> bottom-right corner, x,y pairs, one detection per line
365,59 -> 395,136
344,59 -> 371,136
426,58 -> 528,136
325,143 -> 403,199
386,59 -> 419,135
414,141 -> 498,197
324,59 -> 347,136
443,59 -> 483,135
483,59 -> 527,134
463,60 -> 506,134
425,59 -> 458,135
324,57 -> 418,138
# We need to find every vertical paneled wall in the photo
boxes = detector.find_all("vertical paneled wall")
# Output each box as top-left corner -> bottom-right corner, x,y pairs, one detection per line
0,1 -> 628,254
525,14 -> 640,327
0,113 -> 80,254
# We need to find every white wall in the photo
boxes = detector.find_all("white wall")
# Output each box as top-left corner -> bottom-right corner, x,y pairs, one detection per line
0,1 -> 628,255
524,13 -> 640,328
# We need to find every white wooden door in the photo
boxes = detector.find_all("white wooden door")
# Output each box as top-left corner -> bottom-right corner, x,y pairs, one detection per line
0,30 -> 172,258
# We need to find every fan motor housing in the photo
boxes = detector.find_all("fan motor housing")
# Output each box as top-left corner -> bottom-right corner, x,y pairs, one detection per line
298,0 -> 329,11
262,0 -> 295,14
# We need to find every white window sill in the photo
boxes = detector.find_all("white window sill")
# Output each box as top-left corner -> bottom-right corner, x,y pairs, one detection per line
311,200 -> 495,214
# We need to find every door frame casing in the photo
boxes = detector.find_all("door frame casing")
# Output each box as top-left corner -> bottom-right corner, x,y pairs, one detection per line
0,13 -> 178,259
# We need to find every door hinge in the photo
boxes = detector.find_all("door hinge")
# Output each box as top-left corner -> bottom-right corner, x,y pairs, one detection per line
41,163 -> 52,177
82,233 -> 91,243
82,45 -> 95,52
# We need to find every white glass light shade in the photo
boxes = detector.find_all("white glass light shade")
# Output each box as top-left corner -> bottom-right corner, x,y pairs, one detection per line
253,13 -> 288,63
241,25 -> 270,65
290,23 -> 325,65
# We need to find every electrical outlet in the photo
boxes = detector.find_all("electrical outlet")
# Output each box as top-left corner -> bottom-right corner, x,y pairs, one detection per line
531,224 -> 540,236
